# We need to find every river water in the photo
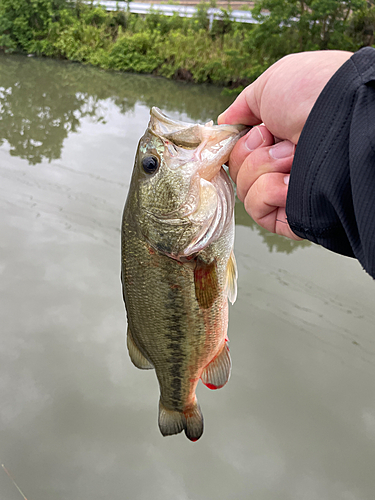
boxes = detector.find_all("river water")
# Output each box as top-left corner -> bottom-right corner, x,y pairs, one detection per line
0,54 -> 375,500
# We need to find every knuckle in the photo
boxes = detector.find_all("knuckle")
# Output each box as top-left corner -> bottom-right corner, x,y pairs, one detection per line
256,171 -> 273,192
242,172 -> 286,222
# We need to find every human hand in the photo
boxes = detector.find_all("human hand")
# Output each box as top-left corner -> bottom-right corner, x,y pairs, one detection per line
218,50 -> 353,238
227,124 -> 298,239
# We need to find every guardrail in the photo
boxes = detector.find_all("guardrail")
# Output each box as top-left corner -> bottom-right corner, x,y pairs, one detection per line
89,0 -> 257,28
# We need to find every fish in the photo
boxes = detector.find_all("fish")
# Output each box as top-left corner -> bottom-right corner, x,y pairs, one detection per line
121,107 -> 247,441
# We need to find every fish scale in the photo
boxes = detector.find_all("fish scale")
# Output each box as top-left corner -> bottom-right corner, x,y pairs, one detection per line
121,107 -> 246,440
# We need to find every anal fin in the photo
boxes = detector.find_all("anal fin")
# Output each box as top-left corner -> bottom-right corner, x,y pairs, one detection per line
127,327 -> 153,370
201,342 -> 231,390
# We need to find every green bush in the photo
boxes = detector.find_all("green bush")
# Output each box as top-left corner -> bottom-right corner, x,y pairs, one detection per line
0,0 -> 67,53
107,32 -> 165,73
0,0 -> 373,87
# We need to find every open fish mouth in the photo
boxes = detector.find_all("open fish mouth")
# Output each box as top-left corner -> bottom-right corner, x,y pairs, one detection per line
147,106 -> 247,220
149,107 -> 248,181
150,107 -> 208,149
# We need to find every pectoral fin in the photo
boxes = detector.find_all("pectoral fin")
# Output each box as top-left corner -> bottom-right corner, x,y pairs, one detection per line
225,250 -> 238,304
194,257 -> 219,309
127,328 -> 154,370
201,343 -> 231,390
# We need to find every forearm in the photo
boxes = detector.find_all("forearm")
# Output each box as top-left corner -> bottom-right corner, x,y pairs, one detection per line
286,47 -> 375,278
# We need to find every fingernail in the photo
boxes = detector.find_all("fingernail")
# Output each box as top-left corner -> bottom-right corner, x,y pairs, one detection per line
284,175 -> 290,185
269,141 -> 295,159
245,127 -> 264,151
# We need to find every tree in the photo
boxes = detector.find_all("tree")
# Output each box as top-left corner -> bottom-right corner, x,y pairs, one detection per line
0,0 -> 68,53
349,0 -> 375,47
248,0 -> 369,69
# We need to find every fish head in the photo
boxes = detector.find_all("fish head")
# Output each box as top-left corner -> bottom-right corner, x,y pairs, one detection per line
130,107 -> 247,258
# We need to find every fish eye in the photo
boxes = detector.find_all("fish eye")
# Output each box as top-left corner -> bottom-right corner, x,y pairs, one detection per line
142,155 -> 159,174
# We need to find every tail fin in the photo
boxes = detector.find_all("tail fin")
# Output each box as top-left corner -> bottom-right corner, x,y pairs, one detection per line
158,399 -> 204,442
184,401 -> 204,442
158,400 -> 185,437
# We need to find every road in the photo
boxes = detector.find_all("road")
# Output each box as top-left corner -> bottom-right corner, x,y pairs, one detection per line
102,0 -> 255,11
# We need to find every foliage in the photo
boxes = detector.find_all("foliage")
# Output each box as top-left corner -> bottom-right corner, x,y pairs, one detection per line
348,0 -> 375,47
250,0 -> 370,69
0,0 -> 68,53
0,0 -> 373,88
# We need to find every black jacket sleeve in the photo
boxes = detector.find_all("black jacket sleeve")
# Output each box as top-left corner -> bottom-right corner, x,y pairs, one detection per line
286,47 -> 375,279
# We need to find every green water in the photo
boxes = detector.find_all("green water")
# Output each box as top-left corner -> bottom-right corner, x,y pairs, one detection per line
1,54 -> 375,500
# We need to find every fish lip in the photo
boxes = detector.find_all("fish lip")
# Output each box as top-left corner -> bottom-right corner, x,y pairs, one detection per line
150,107 -> 193,129
149,107 -> 249,152
149,110 -> 202,150
146,127 -> 164,142
150,106 -> 249,135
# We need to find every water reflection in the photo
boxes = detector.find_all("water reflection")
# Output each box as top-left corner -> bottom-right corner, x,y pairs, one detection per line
1,53 -> 375,500
0,54 -> 232,165
0,53 -> 309,254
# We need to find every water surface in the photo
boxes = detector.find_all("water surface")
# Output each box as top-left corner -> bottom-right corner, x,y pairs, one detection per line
1,55 -> 375,500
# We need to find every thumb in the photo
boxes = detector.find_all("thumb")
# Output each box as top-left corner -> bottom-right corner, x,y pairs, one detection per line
218,83 -> 262,126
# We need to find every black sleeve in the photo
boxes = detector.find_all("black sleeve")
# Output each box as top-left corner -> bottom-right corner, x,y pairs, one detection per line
286,47 -> 375,279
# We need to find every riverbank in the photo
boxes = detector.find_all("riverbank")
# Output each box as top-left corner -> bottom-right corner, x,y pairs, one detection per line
0,1 -> 260,90
0,0 -> 372,89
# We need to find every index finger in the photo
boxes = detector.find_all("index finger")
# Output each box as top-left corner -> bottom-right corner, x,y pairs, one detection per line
218,84 -> 262,126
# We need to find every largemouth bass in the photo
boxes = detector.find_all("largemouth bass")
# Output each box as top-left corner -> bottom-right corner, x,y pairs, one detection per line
121,107 -> 246,441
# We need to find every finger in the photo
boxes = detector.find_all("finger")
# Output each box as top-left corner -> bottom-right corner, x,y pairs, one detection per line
229,126 -> 275,183
228,125 -> 274,183
244,173 -> 301,239
235,141 -> 295,202
244,172 -> 288,223
266,207 -> 302,240
218,85 -> 262,126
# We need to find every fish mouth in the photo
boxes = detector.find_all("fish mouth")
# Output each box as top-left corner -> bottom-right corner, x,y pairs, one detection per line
149,107 -> 249,181
149,107 -> 203,148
